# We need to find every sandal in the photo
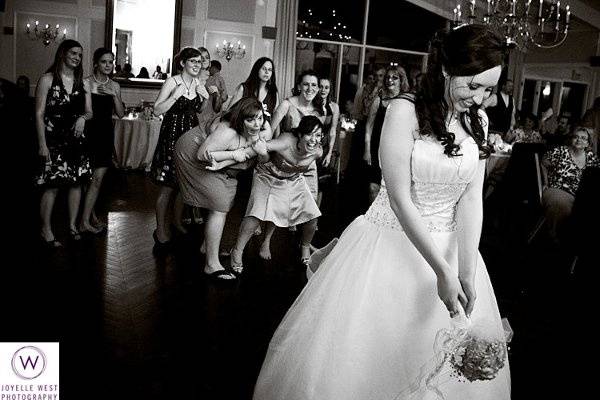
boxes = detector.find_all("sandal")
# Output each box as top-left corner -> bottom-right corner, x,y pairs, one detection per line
40,235 -> 62,249
229,249 -> 244,276
69,229 -> 82,241
204,269 -> 236,281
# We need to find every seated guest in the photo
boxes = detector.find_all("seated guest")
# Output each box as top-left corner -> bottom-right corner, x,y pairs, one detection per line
505,113 -> 543,144
581,96 -> 600,154
541,127 -> 599,244
542,112 -> 571,147
152,65 -> 166,79
488,131 -> 512,153
115,63 -> 134,78
136,67 -> 150,79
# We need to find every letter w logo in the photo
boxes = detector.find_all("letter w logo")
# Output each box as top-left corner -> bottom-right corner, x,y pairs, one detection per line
19,355 -> 40,370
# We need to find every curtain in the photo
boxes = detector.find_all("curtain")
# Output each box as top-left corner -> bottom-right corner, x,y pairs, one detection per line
273,0 -> 299,100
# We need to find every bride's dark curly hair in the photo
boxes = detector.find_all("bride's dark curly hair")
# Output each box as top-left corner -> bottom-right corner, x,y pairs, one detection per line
415,25 -> 506,159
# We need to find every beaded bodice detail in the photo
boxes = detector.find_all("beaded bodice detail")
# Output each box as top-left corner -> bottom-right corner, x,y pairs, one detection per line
365,136 -> 479,232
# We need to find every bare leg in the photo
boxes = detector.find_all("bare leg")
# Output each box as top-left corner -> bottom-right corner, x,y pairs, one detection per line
68,186 -> 82,239
172,191 -> 187,234
154,186 -> 173,243
300,218 -> 318,261
80,167 -> 107,233
259,222 -> 276,260
231,216 -> 262,271
40,188 -> 60,244
203,210 -> 234,279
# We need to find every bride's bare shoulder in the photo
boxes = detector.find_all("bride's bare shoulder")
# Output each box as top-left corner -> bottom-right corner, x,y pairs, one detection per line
386,96 -> 419,140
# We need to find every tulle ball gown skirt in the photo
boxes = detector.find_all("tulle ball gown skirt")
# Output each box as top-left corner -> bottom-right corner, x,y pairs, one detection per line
252,216 -> 511,400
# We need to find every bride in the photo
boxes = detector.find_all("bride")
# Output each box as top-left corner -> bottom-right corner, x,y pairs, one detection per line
253,25 -> 511,400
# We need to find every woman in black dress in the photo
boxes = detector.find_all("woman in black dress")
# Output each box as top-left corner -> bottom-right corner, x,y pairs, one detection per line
228,57 -> 279,119
35,39 -> 93,246
151,47 -> 209,249
316,77 -> 340,206
79,48 -> 125,234
363,65 -> 410,202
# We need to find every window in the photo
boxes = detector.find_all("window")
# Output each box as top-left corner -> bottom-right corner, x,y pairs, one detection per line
367,0 -> 446,51
297,0 -> 365,43
295,0 -> 445,103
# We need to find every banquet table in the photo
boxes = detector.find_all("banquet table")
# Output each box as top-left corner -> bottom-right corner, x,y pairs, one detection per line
113,115 -> 162,171
484,151 -> 511,199
486,151 -> 511,177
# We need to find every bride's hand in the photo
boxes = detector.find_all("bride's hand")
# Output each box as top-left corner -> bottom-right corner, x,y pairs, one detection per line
436,271 -> 467,318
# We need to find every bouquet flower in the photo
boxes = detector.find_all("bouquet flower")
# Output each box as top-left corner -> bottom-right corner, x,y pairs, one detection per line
396,311 -> 511,399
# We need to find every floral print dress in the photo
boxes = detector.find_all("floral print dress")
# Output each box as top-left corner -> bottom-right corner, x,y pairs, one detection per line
545,145 -> 599,195
36,76 -> 91,186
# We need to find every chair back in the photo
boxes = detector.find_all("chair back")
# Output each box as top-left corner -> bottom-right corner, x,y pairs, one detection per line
502,142 -> 546,207
570,167 -> 600,242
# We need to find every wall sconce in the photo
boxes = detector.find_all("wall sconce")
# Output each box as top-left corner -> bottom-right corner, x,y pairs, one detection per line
26,21 -> 67,46
215,40 -> 246,62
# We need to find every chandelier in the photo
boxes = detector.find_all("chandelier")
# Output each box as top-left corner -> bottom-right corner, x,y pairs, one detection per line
26,21 -> 67,46
452,0 -> 570,50
215,40 -> 246,62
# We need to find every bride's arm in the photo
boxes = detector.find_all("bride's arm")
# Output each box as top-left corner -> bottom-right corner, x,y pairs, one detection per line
380,100 -> 465,316
455,156 -> 485,317
455,113 -> 488,317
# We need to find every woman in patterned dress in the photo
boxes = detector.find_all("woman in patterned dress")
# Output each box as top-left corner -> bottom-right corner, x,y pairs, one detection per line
541,127 -> 599,243
363,65 -> 410,202
35,39 -> 93,247
151,47 -> 209,250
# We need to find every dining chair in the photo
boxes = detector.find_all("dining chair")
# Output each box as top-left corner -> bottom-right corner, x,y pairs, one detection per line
565,167 -> 600,273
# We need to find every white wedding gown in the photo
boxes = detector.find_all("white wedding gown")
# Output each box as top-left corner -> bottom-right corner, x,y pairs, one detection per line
253,130 -> 511,400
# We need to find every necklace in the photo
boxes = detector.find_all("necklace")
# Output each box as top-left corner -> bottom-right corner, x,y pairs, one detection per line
93,74 -> 109,85
181,77 -> 192,95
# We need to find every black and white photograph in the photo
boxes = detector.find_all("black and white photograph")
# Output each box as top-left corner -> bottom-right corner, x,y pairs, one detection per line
1,0 -> 599,399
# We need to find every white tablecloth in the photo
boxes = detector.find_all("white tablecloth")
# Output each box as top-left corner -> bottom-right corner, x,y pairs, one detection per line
486,152 -> 511,177
113,116 -> 162,171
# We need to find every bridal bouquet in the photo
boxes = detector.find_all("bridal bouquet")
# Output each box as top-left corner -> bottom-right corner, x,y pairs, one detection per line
396,312 -> 511,400
448,321 -> 508,382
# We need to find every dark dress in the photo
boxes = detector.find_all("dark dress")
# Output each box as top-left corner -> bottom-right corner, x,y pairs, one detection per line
151,95 -> 203,187
317,102 -> 335,177
241,82 -> 277,122
36,76 -> 91,187
87,93 -> 115,168
368,93 -> 407,184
